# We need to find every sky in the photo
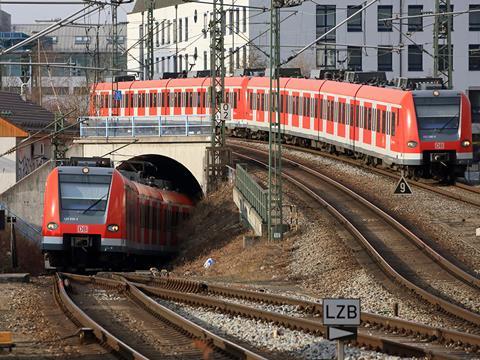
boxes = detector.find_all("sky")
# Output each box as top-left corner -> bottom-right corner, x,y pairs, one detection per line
1,1 -> 134,24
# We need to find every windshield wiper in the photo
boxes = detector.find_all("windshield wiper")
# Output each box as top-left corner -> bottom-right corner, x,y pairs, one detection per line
82,193 -> 108,214
434,113 -> 459,133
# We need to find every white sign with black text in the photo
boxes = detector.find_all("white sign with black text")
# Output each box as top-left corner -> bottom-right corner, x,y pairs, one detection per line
323,298 -> 361,326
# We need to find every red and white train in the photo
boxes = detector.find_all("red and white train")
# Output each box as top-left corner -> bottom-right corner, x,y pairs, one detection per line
41,162 -> 193,270
92,76 -> 473,180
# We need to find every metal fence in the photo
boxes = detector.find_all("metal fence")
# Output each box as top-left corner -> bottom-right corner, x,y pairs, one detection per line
0,203 -> 42,245
235,164 -> 268,222
79,115 -> 211,138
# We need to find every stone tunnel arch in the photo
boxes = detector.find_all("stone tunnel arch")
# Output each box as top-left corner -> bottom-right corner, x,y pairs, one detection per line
116,154 -> 203,201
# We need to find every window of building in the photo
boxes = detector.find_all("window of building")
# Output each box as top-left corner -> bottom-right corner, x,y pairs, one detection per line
156,21 -> 160,46
408,45 -> 423,71
377,5 -> 392,32
316,5 -> 336,68
347,46 -> 362,70
179,54 -> 183,72
408,5 -> 423,32
469,45 -> 480,70
185,17 -> 188,41
229,48 -> 234,73
167,20 -> 171,43
470,5 -> 480,31
50,36 -> 58,44
439,4 -> 454,32
229,9 -> 233,34
173,55 -> 177,72
377,46 -> 392,71
439,45 -> 453,72
243,46 -> 247,67
204,13 -> 208,38
185,54 -> 189,70
156,57 -> 159,73
179,18 -> 183,42
173,19 -> 177,43
161,56 -> 165,73
236,47 -> 240,68
347,5 -> 362,32
243,7 -> 247,32
235,8 -> 239,33
161,20 -> 165,45
204,51 -> 208,70
74,36 -> 90,44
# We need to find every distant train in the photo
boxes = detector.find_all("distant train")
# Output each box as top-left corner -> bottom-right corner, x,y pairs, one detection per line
41,161 -> 193,270
91,76 -> 473,181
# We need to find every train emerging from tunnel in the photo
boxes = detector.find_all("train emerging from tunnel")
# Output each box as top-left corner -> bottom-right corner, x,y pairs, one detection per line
91,75 -> 473,182
41,159 -> 194,270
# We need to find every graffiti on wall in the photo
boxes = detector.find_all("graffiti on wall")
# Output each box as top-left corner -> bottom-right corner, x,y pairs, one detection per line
16,140 -> 50,180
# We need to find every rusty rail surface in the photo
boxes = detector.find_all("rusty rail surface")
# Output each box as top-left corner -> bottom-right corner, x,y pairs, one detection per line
119,272 -> 480,351
231,145 -> 480,328
53,273 -> 149,360
61,273 -> 267,360
87,274 -> 458,359
228,139 -> 480,209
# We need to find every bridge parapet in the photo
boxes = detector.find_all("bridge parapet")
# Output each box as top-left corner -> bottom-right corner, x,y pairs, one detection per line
79,115 -> 211,138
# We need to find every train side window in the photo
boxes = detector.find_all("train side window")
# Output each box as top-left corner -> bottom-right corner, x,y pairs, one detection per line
234,91 -> 238,108
381,110 -> 386,134
391,111 -> 396,136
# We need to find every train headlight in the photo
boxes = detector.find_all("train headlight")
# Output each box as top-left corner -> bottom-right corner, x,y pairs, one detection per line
407,141 -> 418,148
107,224 -> 119,232
461,140 -> 471,147
82,167 -> 89,174
47,222 -> 58,230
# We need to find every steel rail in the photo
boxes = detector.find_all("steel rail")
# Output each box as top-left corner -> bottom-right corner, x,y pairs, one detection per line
231,146 -> 480,327
61,273 -> 268,360
228,139 -> 480,209
53,273 -> 149,360
118,272 -> 480,350
74,274 -> 456,359
232,144 -> 480,289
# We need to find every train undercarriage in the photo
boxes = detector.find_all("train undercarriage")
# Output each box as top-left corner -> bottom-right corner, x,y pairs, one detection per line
229,127 -> 466,184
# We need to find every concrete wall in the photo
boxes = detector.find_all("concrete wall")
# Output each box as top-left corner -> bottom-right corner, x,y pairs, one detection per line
0,160 -> 56,227
77,136 -> 209,193
233,187 -> 265,236
0,137 -> 17,193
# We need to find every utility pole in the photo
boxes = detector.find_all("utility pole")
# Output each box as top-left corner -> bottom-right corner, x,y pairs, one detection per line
145,0 -> 154,79
268,0 -> 301,241
37,38 -> 42,106
206,0 -> 230,191
175,4 -> 178,72
111,0 -> 121,115
433,0 -> 452,88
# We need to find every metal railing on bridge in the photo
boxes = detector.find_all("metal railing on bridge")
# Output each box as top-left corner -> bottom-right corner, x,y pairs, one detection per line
79,115 -> 211,138
235,164 -> 268,222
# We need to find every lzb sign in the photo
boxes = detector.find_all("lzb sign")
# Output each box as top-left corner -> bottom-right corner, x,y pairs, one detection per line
216,103 -> 231,121
323,298 -> 360,342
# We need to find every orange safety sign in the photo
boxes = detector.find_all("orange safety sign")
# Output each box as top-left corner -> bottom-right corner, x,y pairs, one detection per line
0,331 -> 13,346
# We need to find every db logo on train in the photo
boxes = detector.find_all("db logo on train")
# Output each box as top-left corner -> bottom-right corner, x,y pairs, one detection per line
434,142 -> 445,150
77,225 -> 89,233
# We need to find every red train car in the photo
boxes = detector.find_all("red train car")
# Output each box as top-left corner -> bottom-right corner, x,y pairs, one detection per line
41,164 -> 193,270
90,76 -> 473,181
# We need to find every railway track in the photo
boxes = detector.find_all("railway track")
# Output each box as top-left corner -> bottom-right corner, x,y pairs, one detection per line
108,272 -> 480,358
230,144 -> 480,329
228,139 -> 480,209
53,273 -> 266,360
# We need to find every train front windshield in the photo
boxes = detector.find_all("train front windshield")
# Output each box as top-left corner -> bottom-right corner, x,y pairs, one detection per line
414,95 -> 461,140
59,173 -> 112,223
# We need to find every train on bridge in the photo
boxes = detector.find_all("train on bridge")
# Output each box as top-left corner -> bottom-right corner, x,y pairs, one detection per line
91,75 -> 473,182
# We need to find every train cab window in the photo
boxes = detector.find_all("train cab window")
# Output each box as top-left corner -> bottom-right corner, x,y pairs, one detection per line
234,91 -> 238,109
58,173 -> 112,222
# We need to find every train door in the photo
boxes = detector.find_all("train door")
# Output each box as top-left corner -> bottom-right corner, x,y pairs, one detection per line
149,91 -> 158,116
246,89 -> 253,121
376,104 -> 387,149
363,102 -> 372,146
348,100 -> 358,152
138,91 -> 146,116
337,97 -> 346,139
301,94 -> 310,130
100,92 -> 109,116
112,91 -> 120,116
125,91 -> 134,116
326,96 -> 335,135
390,107 -> 400,155
161,90 -> 169,115
185,89 -> 192,115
